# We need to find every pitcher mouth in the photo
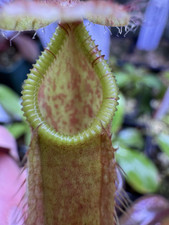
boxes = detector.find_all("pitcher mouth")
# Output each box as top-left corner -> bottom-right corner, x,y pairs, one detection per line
22,23 -> 118,146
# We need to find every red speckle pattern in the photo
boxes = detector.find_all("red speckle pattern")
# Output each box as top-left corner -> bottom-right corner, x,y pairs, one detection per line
40,136 -> 101,225
32,129 -> 117,224
38,30 -> 102,135
100,131 -> 116,225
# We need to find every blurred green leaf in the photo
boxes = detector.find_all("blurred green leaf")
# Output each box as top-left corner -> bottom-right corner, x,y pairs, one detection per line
6,122 -> 31,145
142,75 -> 162,90
112,94 -> 125,134
115,72 -> 131,88
124,64 -> 136,74
0,84 -> 23,119
6,123 -> 27,139
156,133 -> 169,157
115,145 -> 159,193
118,128 -> 144,149
163,71 -> 169,83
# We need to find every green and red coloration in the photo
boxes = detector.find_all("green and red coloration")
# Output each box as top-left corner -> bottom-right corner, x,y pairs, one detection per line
23,22 -> 118,224
0,1 -> 130,224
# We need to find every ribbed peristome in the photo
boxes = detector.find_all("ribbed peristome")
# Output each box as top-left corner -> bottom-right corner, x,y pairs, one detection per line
22,22 -> 118,225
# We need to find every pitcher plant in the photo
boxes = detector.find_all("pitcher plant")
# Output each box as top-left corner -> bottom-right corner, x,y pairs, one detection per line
0,0 -> 130,224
